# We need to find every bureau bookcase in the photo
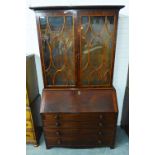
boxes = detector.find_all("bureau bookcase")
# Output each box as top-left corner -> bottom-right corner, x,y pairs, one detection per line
31,5 -> 124,149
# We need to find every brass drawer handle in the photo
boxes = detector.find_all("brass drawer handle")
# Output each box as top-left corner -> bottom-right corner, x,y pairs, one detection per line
99,114 -> 103,119
55,122 -> 61,127
57,139 -> 61,145
99,122 -> 103,127
54,114 -> 60,119
56,131 -> 61,136
98,131 -> 103,135
77,90 -> 81,95
97,140 -> 102,144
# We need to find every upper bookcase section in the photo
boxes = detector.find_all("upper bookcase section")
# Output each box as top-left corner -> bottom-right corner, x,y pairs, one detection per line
30,6 -> 124,88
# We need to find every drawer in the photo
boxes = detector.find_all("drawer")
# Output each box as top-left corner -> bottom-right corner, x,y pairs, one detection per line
43,120 -> 115,128
26,131 -> 35,140
26,120 -> 33,129
46,135 -> 113,147
26,110 -> 31,120
42,113 -> 116,122
44,127 -> 115,137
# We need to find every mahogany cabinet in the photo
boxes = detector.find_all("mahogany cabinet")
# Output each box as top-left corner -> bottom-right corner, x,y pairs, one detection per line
30,5 -> 124,149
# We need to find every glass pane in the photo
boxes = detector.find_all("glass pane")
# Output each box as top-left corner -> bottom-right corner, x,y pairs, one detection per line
80,16 -> 114,86
39,16 -> 75,86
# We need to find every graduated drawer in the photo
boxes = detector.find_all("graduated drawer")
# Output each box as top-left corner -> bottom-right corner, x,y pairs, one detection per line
42,113 -> 116,122
44,127 -> 115,137
45,135 -> 113,147
42,120 -> 115,128
26,131 -> 35,141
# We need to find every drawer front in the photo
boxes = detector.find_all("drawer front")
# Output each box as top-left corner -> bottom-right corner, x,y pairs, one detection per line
44,127 -> 115,137
45,135 -> 113,147
26,110 -> 31,121
26,120 -> 33,129
43,120 -> 115,128
42,113 -> 116,122
26,131 -> 35,140
42,112 -> 116,148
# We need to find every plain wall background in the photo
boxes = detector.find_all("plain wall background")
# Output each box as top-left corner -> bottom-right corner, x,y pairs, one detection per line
26,0 -> 129,125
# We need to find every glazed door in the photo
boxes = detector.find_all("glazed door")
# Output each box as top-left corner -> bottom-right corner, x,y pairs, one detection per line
37,11 -> 76,87
78,10 -> 118,87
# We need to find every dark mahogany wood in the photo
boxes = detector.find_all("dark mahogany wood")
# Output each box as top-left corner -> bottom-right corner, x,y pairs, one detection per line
45,135 -> 113,145
42,120 -> 115,128
30,5 -> 124,149
31,6 -> 124,88
30,5 -> 124,11
42,112 -> 115,121
40,88 -> 118,148
43,128 -> 114,137
41,89 -> 118,113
